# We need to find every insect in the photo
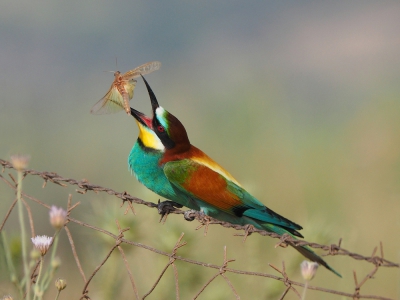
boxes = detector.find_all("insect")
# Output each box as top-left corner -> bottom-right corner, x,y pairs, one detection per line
90,61 -> 161,115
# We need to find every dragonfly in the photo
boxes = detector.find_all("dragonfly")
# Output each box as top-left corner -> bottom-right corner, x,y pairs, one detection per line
91,61 -> 161,115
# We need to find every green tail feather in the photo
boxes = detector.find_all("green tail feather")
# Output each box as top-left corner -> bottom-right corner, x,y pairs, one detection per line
289,242 -> 342,277
260,222 -> 342,277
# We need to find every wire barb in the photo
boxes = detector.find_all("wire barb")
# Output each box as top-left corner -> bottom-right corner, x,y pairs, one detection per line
0,158 -> 398,300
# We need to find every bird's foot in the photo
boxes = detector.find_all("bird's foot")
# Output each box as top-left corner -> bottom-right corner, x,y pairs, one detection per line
157,200 -> 183,224
183,209 -> 198,221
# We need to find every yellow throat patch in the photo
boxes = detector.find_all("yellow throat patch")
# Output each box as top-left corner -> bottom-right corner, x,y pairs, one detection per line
136,121 -> 164,151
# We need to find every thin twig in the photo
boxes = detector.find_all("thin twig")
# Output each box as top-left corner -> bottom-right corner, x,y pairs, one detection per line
118,245 -> 140,300
115,220 -> 139,300
193,272 -> 220,299
80,243 -> 120,299
143,233 -> 186,299
21,198 -> 35,238
194,246 -> 238,299
171,262 -> 180,300
64,226 -> 87,283
0,197 -> 18,232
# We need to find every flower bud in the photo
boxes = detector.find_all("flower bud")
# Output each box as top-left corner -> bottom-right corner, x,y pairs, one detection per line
300,260 -> 319,281
49,206 -> 67,230
10,154 -> 30,171
55,278 -> 67,291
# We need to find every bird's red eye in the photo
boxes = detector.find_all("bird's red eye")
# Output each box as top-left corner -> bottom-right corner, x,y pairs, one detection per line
157,125 -> 165,132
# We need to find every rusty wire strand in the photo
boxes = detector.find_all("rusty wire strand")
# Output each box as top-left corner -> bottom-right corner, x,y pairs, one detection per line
1,159 -> 398,269
0,158 -> 398,300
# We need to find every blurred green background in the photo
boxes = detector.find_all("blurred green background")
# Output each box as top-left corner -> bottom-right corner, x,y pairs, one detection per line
1,1 -> 399,299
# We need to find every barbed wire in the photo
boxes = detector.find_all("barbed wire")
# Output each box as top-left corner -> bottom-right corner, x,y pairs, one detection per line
0,158 -> 398,299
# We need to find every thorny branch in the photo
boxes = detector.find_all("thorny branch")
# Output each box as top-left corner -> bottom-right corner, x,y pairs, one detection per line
0,158 -> 399,300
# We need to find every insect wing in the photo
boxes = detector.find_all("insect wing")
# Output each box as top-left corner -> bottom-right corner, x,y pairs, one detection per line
122,61 -> 161,80
124,79 -> 136,100
90,85 -> 126,115
91,61 -> 158,115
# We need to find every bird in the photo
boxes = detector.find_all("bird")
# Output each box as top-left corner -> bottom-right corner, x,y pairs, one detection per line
128,76 -> 341,277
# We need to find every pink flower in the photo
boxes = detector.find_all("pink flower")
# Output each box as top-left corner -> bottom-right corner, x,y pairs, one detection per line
49,206 -> 67,229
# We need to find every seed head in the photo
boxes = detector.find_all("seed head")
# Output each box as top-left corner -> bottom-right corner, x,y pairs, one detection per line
55,278 -> 67,291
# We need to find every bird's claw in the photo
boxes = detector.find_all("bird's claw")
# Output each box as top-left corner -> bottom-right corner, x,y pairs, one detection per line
184,210 -> 197,221
157,200 -> 183,224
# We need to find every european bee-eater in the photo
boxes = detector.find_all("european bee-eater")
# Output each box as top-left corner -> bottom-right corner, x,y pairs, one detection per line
128,76 -> 341,277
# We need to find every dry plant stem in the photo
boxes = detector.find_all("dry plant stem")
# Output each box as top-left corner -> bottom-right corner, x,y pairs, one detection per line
220,273 -> 240,300
80,243 -> 120,299
0,174 -> 51,209
22,259 -> 41,300
22,198 -> 35,238
142,259 -> 173,299
64,226 -> 87,283
115,219 -> 139,300
118,245 -> 140,300
0,197 -> 17,232
32,257 -> 43,300
171,263 -> 180,300
143,233 -> 186,299
193,272 -> 220,299
194,246 -> 239,300
279,285 -> 292,300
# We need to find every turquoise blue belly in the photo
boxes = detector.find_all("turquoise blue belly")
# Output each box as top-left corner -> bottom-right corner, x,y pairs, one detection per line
128,141 -> 200,211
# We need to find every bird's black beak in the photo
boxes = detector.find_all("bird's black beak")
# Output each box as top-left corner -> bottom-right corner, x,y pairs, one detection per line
130,107 -> 153,129
141,75 -> 159,115
130,76 -> 160,129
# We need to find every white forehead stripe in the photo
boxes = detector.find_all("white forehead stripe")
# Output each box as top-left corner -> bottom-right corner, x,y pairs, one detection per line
155,107 -> 168,129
